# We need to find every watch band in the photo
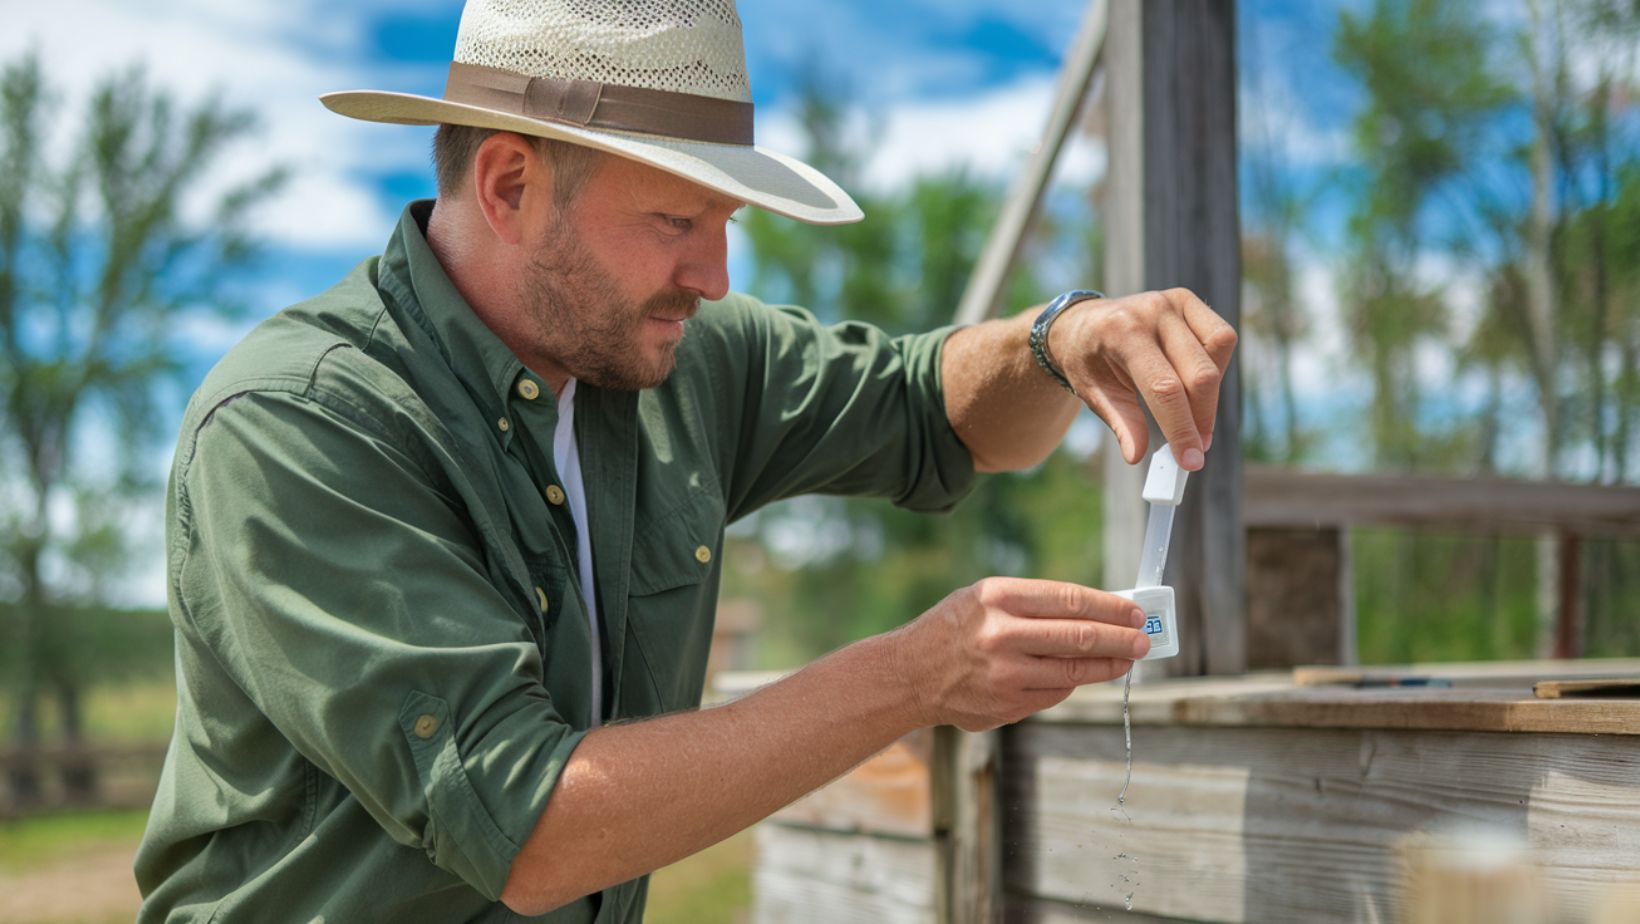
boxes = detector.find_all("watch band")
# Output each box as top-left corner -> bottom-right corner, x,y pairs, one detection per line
1030,289 -> 1105,393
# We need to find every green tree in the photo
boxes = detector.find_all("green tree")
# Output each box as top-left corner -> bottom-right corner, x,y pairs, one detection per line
1333,0 -> 1512,470
0,51 -> 286,803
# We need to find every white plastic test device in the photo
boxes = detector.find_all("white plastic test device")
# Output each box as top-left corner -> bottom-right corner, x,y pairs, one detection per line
1114,443 -> 1188,660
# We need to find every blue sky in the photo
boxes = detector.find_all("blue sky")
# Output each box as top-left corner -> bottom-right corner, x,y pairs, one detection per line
12,0 -> 1597,604
2,0 -> 1373,340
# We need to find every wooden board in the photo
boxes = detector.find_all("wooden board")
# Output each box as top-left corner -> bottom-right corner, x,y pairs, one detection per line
1244,466 -> 1640,538
1002,723 -> 1640,923
1533,678 -> 1640,699
1292,658 -> 1640,688
1034,669 -> 1640,735
770,728 -> 932,839
753,824 -> 937,924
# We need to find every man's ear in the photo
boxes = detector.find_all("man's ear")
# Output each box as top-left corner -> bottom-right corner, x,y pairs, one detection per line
471,132 -> 551,246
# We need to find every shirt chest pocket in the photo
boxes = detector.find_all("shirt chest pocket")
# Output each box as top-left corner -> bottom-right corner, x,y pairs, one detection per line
629,490 -> 725,595
624,490 -> 726,713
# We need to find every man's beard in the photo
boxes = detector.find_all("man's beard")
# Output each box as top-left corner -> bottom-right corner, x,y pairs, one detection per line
522,220 -> 700,391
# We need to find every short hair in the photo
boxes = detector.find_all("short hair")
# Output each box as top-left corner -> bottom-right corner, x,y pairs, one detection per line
431,125 -> 603,206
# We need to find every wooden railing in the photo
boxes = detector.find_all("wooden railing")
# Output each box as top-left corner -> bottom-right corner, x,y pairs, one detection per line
1243,466 -> 1640,668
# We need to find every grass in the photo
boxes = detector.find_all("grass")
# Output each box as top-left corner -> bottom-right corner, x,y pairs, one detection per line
647,829 -> 754,924
0,807 -> 150,873
0,676 -> 177,746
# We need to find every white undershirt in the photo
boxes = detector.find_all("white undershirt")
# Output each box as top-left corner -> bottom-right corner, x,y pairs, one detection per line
552,379 -> 602,726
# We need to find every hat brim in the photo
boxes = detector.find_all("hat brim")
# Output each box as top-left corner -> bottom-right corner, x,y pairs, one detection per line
321,90 -> 863,226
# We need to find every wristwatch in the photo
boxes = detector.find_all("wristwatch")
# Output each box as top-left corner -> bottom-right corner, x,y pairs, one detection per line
1029,289 -> 1105,393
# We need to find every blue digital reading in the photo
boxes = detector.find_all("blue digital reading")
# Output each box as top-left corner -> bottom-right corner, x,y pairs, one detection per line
1144,615 -> 1165,636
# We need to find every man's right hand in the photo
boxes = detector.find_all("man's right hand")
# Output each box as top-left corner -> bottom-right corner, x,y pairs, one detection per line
889,577 -> 1150,731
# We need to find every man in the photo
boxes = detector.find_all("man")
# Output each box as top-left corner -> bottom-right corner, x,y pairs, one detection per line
135,1 -> 1236,920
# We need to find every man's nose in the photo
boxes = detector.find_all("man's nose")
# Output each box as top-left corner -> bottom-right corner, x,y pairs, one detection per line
674,222 -> 731,301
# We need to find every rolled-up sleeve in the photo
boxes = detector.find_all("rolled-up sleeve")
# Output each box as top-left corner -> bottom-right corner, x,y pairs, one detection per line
709,295 -> 978,520
171,388 -> 582,900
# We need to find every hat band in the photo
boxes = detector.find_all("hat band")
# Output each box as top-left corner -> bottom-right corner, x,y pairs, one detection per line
443,62 -> 754,146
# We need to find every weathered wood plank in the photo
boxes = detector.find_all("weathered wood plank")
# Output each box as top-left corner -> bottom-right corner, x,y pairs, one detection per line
1004,893 -> 1198,923
1291,657 -> 1640,688
1244,466 -> 1640,538
1003,723 -> 1640,923
932,725 -> 1002,924
753,824 -> 936,924
770,728 -> 933,839
1032,664 -> 1640,735
1533,677 -> 1640,698
1103,0 -> 1245,678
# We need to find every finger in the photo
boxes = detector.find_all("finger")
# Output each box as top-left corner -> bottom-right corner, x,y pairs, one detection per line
977,577 -> 1146,625
1026,655 -> 1133,688
1173,289 -> 1238,373
1008,616 -> 1151,659
1083,385 -> 1149,464
1118,338 -> 1208,469
1017,687 -> 1076,715
1157,310 -> 1225,453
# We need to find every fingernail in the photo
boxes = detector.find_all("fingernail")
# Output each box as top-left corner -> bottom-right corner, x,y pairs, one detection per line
1132,633 -> 1151,658
1183,447 -> 1205,469
1130,608 -> 1146,629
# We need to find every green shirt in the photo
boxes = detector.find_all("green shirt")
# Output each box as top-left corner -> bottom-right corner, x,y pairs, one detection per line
135,201 -> 975,922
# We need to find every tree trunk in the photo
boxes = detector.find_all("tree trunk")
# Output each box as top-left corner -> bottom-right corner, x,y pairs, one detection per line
7,541 -> 45,807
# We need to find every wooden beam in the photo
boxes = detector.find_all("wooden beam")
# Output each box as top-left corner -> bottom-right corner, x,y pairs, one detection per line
953,1 -> 1108,326
1102,0 -> 1244,677
1243,466 -> 1640,537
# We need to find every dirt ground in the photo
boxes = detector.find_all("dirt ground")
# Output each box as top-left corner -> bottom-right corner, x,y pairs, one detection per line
2,840 -> 142,924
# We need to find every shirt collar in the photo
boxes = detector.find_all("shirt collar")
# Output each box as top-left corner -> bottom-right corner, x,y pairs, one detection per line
377,200 -> 540,443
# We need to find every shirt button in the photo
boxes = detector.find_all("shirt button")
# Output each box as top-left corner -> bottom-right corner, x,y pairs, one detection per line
497,417 -> 511,433
694,545 -> 712,564
516,379 -> 540,401
535,586 -> 549,614
545,485 -> 566,506
413,714 -> 439,739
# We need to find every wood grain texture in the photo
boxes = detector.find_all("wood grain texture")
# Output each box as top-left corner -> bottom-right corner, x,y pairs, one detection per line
1244,466 -> 1640,537
1533,677 -> 1640,699
1035,667 -> 1640,735
753,824 -> 937,924
1102,0 -> 1246,679
932,726 -> 1003,923
1002,723 -> 1640,923
769,728 -> 933,839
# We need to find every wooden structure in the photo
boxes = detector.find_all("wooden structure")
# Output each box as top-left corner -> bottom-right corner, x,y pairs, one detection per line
743,0 -> 1640,920
742,660 -> 1640,923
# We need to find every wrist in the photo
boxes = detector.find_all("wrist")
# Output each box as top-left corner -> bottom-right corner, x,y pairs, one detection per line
1030,289 -> 1104,393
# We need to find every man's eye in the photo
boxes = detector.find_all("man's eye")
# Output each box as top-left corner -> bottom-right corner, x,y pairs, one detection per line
665,216 -> 692,232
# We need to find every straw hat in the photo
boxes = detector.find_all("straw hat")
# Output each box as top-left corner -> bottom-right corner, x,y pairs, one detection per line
321,0 -> 862,225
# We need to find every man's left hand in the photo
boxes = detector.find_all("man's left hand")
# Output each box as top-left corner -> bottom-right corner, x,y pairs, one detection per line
1047,287 -> 1237,470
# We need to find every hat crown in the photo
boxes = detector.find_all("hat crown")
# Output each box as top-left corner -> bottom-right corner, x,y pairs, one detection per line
454,0 -> 752,104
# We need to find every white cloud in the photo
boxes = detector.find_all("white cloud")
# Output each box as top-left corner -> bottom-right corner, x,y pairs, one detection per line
760,72 -> 1105,195
3,0 -> 436,251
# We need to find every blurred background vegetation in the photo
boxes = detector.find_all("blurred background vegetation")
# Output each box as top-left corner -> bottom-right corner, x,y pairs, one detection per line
1,0 -> 1638,921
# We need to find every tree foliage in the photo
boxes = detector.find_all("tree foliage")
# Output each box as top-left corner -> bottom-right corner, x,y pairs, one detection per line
0,50 -> 286,800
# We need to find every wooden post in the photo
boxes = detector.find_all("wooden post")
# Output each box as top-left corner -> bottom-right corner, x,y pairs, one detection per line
1101,0 -> 1245,676
932,726 -> 1000,923
1245,527 -> 1355,669
1554,532 -> 1583,659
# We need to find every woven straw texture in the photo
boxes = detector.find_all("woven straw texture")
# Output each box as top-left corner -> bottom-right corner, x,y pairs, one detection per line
455,0 -> 751,102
